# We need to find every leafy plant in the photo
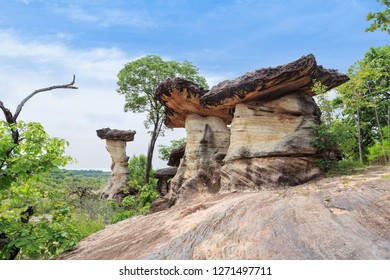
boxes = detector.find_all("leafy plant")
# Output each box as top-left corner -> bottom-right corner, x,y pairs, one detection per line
158,138 -> 186,161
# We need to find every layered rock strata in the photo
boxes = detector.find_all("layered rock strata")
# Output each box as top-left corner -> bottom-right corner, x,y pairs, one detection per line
151,115 -> 230,212
96,128 -> 136,201
221,91 -> 322,191
152,54 -> 348,211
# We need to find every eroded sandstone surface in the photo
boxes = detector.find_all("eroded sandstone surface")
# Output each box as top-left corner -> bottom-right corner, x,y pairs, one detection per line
62,167 -> 390,260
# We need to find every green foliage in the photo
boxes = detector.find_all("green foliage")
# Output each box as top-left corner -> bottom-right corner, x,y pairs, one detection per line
0,121 -> 71,190
158,138 -> 186,161
335,46 -> 390,163
312,80 -> 335,125
368,127 -> 390,164
329,120 -> 357,160
70,213 -> 105,240
325,160 -> 366,177
110,183 -> 160,224
0,181 -> 79,259
366,0 -> 390,34
110,154 -> 159,223
310,124 -> 339,171
0,120 -> 79,259
117,55 -> 208,114
128,154 -> 157,187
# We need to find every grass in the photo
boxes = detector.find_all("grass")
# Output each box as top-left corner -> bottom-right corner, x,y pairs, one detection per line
325,160 -> 366,177
380,174 -> 390,180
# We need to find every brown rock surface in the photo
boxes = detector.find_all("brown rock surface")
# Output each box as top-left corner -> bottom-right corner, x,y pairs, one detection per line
167,145 -> 185,167
96,128 -> 136,141
155,167 -> 177,196
155,78 -> 234,128
220,157 -> 321,192
201,54 -> 349,108
62,167 -> 390,260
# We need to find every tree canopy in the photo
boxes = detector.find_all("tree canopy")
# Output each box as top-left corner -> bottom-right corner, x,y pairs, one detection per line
117,55 -> 208,183
334,46 -> 390,163
366,0 -> 390,34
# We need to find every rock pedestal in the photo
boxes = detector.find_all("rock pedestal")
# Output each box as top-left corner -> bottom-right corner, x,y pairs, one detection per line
221,91 -> 322,192
151,54 -> 349,212
170,114 -> 230,203
96,128 -> 136,201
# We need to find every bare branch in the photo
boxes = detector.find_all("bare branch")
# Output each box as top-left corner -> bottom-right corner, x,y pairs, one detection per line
13,75 -> 78,121
0,101 -> 15,124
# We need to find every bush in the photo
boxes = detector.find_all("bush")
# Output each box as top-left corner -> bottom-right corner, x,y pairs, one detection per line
110,183 -> 160,224
310,124 -> 339,171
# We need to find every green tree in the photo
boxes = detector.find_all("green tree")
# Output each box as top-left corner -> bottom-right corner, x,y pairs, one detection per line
335,46 -> 390,163
0,77 -> 78,259
117,55 -> 208,183
158,138 -> 186,161
128,154 -> 157,187
366,0 -> 390,34
312,80 -> 336,125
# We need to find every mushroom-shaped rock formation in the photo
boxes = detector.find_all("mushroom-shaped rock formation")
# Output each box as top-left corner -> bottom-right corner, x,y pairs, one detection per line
167,145 -> 185,167
152,54 -> 349,211
154,167 -> 178,196
96,128 -> 136,201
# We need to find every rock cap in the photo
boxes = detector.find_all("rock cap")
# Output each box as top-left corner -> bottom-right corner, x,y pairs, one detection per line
155,54 -> 349,128
96,128 -> 136,141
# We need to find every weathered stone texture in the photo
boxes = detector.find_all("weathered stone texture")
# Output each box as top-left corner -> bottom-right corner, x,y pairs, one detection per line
100,140 -> 131,200
201,54 -> 349,108
97,128 -> 136,201
224,92 -> 320,162
221,157 -> 321,192
155,167 -> 177,196
62,167 -> 390,260
155,78 -> 233,128
96,128 -> 136,141
166,114 -> 230,204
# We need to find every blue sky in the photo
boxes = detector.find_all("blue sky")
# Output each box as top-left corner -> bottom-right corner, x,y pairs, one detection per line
0,0 -> 388,170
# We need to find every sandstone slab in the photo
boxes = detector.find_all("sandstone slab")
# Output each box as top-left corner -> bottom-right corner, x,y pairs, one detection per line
62,167 -> 390,260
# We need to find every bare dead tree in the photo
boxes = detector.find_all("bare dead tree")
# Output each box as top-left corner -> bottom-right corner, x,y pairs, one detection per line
1,75 -> 78,125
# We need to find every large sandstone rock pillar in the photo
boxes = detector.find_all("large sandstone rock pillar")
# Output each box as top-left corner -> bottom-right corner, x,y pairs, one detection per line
151,114 -> 230,212
170,114 -> 230,203
221,92 -> 322,191
96,128 -> 136,201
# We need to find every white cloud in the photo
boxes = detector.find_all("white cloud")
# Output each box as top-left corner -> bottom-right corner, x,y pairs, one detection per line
0,30 -> 224,170
51,5 -> 156,28
0,30 -> 166,170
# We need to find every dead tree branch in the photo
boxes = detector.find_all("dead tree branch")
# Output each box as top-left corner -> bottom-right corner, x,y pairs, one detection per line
13,75 -> 78,122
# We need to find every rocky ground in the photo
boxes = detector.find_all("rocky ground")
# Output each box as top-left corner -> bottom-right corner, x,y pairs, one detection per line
62,166 -> 390,260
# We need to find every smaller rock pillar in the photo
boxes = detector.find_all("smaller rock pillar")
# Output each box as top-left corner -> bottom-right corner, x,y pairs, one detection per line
96,128 -> 136,201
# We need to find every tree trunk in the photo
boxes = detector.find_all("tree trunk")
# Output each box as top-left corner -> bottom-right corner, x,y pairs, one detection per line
145,131 -> 158,184
388,105 -> 390,139
144,117 -> 164,184
356,109 -> 363,164
374,107 -> 387,164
